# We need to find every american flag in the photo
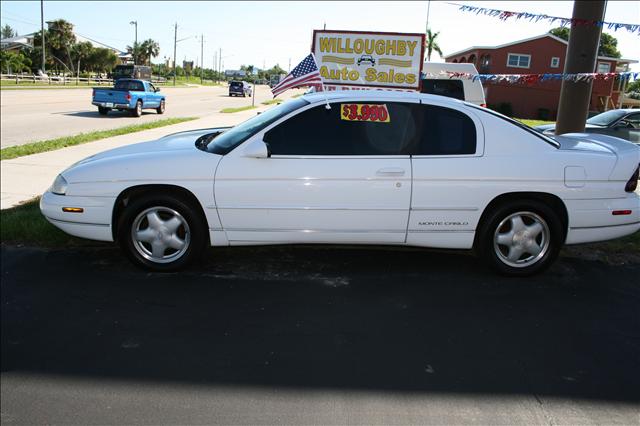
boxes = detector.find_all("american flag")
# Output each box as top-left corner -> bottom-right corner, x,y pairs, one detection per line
271,54 -> 323,97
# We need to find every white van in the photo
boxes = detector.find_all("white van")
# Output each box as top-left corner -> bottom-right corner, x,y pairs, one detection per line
421,62 -> 486,106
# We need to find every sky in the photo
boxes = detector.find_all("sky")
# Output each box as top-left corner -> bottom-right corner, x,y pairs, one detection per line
1,1 -> 639,72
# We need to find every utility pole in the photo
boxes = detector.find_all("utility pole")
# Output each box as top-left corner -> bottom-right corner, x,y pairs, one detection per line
218,48 -> 222,82
129,21 -> 138,65
173,23 -> 177,86
555,0 -> 606,135
40,0 -> 45,73
213,51 -> 217,83
200,34 -> 204,84
426,0 -> 431,32
288,58 -> 291,72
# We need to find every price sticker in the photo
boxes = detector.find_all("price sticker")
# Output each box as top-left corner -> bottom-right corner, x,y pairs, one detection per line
341,104 -> 390,123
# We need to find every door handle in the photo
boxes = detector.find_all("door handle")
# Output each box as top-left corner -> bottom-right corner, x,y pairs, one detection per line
376,168 -> 405,176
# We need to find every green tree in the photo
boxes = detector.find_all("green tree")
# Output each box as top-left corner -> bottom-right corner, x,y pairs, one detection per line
425,29 -> 443,62
1,24 -> 17,39
46,19 -> 77,71
71,41 -> 94,73
88,47 -> 117,73
127,42 -> 148,65
549,27 -> 621,58
625,79 -> 640,94
140,39 -> 160,65
1,50 -> 31,73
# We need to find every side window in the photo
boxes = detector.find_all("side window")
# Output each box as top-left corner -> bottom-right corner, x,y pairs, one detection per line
421,79 -> 465,100
148,83 -> 156,92
264,102 -> 417,156
416,105 -> 477,155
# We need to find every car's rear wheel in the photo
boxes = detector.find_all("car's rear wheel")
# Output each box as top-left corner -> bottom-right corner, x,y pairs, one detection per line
98,106 -> 109,115
131,100 -> 142,117
118,194 -> 206,271
156,99 -> 165,114
476,200 -> 563,276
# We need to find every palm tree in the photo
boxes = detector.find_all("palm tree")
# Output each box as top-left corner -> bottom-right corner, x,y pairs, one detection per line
126,42 -> 147,65
425,29 -> 443,62
141,39 -> 160,65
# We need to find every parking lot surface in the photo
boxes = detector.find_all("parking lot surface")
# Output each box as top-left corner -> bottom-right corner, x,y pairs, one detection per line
0,85 -> 275,148
1,244 -> 639,424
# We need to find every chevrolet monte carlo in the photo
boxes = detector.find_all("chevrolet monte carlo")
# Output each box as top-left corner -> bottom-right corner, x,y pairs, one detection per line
40,91 -> 640,275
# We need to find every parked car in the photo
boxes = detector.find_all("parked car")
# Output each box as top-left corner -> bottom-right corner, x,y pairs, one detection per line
229,81 -> 252,97
421,62 -> 486,107
534,109 -> 640,144
41,91 -> 640,275
92,79 -> 165,117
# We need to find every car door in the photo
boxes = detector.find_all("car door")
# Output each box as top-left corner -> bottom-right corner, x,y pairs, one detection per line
146,82 -> 160,107
408,101 -> 485,249
214,98 -> 418,244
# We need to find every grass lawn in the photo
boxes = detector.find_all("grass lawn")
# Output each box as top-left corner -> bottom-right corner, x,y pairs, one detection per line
517,118 -> 554,127
261,98 -> 283,105
220,105 -> 257,113
1,198 -> 101,247
0,117 -> 198,161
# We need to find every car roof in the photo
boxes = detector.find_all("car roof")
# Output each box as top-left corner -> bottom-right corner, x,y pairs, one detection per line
301,90 -> 468,107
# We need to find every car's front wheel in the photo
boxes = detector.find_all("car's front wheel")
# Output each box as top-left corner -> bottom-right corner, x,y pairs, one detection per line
476,200 -> 563,276
118,194 -> 206,271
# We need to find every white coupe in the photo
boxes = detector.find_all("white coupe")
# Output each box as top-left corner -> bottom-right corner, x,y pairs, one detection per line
40,91 -> 640,275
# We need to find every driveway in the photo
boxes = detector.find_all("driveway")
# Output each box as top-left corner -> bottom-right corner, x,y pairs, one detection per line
1,245 -> 639,424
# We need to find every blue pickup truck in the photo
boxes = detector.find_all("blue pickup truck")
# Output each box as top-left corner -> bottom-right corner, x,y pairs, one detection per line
92,79 -> 165,117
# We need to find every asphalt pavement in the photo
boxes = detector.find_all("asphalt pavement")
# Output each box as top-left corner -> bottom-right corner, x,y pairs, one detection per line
2,244 -> 639,424
0,84 -> 275,148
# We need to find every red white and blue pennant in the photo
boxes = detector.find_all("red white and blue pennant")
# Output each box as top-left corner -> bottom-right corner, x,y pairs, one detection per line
448,3 -> 640,34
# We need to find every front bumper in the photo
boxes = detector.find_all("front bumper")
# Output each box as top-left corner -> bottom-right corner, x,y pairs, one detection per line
40,191 -> 117,242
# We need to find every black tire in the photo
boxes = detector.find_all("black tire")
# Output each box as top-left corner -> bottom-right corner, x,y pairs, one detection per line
475,199 -> 563,276
117,194 -> 207,272
98,106 -> 109,115
156,99 -> 165,114
131,100 -> 142,117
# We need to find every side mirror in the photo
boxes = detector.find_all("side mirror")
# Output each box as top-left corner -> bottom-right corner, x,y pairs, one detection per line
242,139 -> 270,158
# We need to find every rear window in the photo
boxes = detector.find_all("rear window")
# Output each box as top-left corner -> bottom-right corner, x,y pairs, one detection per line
421,79 -> 465,101
230,82 -> 242,88
115,80 -> 144,91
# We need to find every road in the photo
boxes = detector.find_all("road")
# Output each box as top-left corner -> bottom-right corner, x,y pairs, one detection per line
0,84 -> 282,148
2,244 -> 639,424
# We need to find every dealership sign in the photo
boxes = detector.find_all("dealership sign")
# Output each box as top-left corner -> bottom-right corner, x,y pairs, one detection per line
312,30 -> 425,91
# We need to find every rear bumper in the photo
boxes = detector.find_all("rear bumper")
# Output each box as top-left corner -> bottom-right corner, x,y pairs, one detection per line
92,101 -> 131,109
40,191 -> 116,242
565,193 -> 640,244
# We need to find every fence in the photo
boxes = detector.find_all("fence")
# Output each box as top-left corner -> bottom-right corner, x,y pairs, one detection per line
0,74 -> 168,86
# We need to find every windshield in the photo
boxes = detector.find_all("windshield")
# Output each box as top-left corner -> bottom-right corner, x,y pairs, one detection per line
587,110 -> 627,127
206,98 -> 309,154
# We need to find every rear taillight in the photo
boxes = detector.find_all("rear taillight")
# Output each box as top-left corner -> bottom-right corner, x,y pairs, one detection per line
125,93 -> 131,101
625,165 -> 639,192
92,89 -> 95,97
480,103 -> 487,107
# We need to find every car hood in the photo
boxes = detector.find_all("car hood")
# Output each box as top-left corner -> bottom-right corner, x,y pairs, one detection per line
62,127 -> 231,184
71,127 -> 231,166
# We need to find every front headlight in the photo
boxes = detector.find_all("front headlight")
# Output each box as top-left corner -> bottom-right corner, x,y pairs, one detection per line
50,174 -> 68,195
